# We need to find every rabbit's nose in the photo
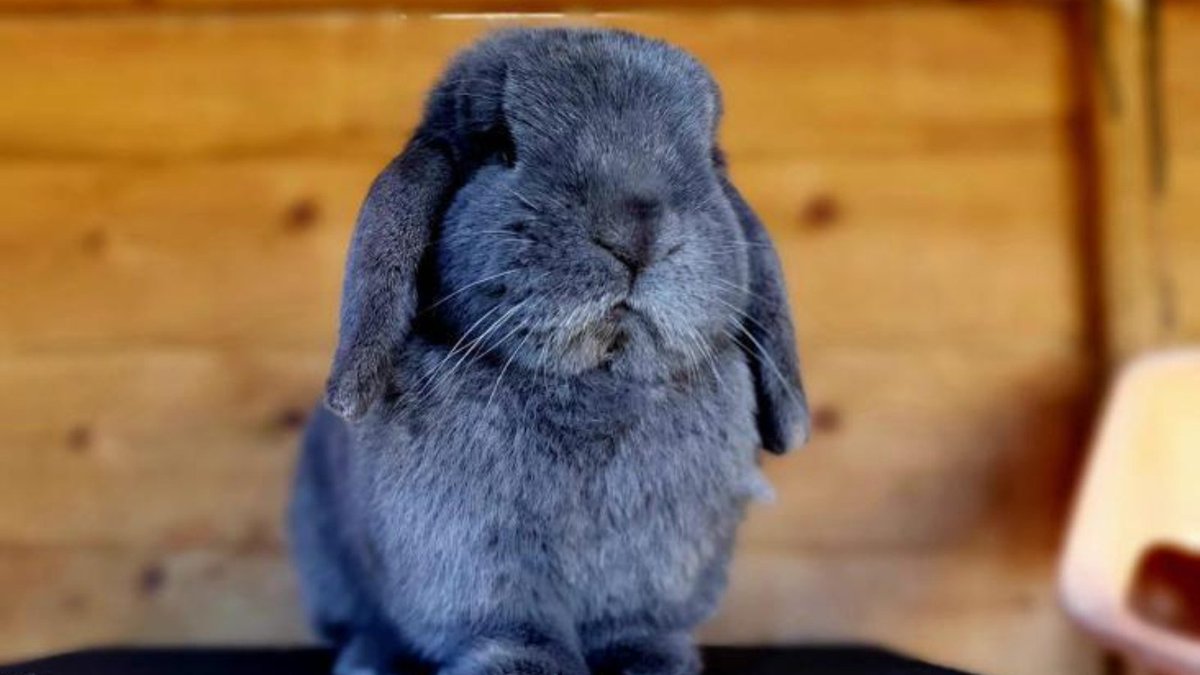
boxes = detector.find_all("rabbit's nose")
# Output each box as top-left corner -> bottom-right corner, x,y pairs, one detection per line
592,197 -> 662,276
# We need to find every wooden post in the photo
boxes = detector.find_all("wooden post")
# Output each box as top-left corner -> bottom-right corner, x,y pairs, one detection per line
1092,0 -> 1176,366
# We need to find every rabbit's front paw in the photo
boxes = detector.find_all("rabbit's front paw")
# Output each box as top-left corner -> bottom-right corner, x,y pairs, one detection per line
588,632 -> 701,675
332,633 -> 395,675
441,639 -> 587,675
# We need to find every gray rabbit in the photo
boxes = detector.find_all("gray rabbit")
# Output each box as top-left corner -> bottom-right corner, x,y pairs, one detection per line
289,27 -> 809,675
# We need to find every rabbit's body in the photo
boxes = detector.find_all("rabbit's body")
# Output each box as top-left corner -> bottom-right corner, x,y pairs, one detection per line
290,27 -> 807,675
292,339 -> 765,672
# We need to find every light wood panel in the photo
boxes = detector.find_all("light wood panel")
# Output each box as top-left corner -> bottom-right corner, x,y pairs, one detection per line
0,9 -> 1068,160
1164,1 -> 1200,155
0,0 -> 1082,13
0,160 -> 362,352
1082,0 -> 1200,357
1090,0 -> 1175,362
0,346 -> 1087,550
0,544 -> 1089,675
1163,1 -> 1200,341
744,345 -> 1089,552
710,550 -> 1097,675
0,154 -> 1081,352
0,350 -> 325,547
0,4 -> 1103,674
1162,159 -> 1200,340
738,156 -> 1083,350
0,546 -> 307,661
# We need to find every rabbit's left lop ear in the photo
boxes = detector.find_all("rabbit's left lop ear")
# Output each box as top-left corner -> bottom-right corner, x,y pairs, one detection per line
325,30 -> 529,421
325,130 -> 455,421
717,158 -> 811,453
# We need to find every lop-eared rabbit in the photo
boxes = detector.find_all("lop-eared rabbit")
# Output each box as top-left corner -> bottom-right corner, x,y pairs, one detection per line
290,27 -> 809,675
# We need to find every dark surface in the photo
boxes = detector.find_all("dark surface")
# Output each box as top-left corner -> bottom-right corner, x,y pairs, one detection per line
0,646 -> 975,675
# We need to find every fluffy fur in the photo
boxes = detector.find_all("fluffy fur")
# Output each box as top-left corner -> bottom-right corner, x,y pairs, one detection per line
290,27 -> 809,675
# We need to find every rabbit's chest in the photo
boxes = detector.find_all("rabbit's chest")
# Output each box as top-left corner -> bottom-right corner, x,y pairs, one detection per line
382,350 -> 766,619
510,365 -> 765,615
551,419 -> 764,618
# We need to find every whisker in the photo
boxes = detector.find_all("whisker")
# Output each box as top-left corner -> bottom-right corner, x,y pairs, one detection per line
419,269 -> 519,315
442,228 -> 532,240
486,329 -> 533,412
706,292 -> 773,336
432,298 -> 531,393
688,325 -> 725,389
726,324 -> 804,408
505,185 -> 541,213
711,276 -> 777,307
407,303 -> 505,400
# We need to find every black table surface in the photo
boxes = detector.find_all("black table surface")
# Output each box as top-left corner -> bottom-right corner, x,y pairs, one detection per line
0,646 -> 976,675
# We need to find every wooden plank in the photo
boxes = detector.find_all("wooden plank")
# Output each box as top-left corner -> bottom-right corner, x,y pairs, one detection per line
0,345 -> 1096,673
708,549 -> 1100,675
741,344 -> 1090,552
0,346 -> 1090,552
0,544 -> 1098,674
1091,0 -> 1176,362
0,8 -> 1070,159
1164,0 -> 1200,155
0,153 -> 1082,351
0,350 -> 326,548
738,155 -> 1083,350
0,546 -> 308,662
1163,2 -> 1200,340
0,159 -> 365,352
1161,159 -> 1200,340
0,0 -> 1084,14
0,6 -> 1097,673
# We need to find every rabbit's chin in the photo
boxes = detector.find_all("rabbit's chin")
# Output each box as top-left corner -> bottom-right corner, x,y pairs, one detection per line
579,311 -> 709,383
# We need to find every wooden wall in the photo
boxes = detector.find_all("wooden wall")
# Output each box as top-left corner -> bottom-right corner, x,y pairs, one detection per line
1165,2 -> 1200,341
0,1 -> 1196,674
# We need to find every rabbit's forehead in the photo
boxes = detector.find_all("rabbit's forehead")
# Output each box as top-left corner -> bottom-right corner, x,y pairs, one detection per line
503,45 -> 717,148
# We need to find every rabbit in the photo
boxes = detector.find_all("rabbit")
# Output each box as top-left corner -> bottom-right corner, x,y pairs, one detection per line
288,26 -> 809,675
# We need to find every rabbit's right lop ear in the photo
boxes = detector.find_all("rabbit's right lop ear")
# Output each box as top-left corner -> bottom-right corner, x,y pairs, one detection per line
718,169 -> 811,454
325,132 -> 455,421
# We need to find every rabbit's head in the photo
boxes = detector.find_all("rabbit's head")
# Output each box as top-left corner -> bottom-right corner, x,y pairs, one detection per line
327,28 -> 809,453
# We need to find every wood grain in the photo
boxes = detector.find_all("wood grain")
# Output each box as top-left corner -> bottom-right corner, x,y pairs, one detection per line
0,350 -> 325,547
0,346 -> 1089,550
0,546 -> 307,661
1089,0 -> 1176,363
0,544 -> 1095,675
742,345 -> 1090,552
0,0 -> 1083,14
0,343 -> 1101,671
0,153 -> 1082,352
0,160 -> 362,352
737,155 -> 1083,350
1164,1 -> 1200,341
1164,0 -> 1200,155
1162,159 -> 1200,341
709,549 -> 1099,675
0,4 -> 1106,674
0,9 -> 1069,160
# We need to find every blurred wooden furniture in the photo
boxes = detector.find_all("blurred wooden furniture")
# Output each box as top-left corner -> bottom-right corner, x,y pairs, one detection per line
1061,350 -> 1200,675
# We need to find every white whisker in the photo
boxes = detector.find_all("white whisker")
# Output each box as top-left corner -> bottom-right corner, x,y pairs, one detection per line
420,269 -> 519,315
486,329 -> 533,412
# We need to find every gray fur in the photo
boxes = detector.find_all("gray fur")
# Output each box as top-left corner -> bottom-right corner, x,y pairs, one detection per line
290,27 -> 808,675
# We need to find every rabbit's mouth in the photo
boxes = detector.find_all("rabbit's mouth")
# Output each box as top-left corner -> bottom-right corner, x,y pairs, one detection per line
598,301 -> 635,361
592,300 -> 641,362
596,299 -> 667,369
602,330 -> 629,360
